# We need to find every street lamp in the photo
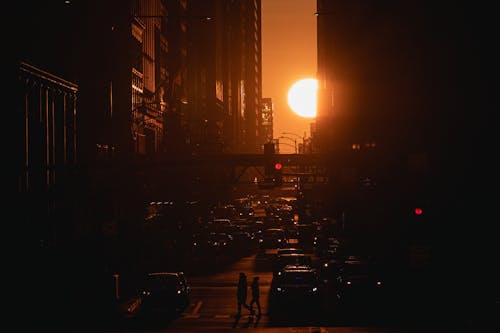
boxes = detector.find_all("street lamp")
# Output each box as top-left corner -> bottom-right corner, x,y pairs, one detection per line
281,132 -> 305,153
274,142 -> 296,155
278,136 -> 297,154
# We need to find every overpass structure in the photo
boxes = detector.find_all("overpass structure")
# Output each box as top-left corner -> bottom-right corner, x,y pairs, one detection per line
135,152 -> 333,185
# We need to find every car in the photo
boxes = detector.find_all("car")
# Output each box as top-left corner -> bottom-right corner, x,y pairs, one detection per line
191,230 -> 215,256
295,223 -> 315,249
270,264 -> 324,311
276,247 -> 306,256
225,225 -> 252,243
210,205 -> 239,220
333,258 -> 386,305
258,228 -> 288,253
273,253 -> 313,275
208,231 -> 234,253
210,218 -> 234,232
139,271 -> 190,315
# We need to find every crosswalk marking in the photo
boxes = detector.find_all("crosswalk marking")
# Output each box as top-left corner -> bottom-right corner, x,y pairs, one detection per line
214,314 -> 231,318
182,314 -> 200,318
192,300 -> 203,314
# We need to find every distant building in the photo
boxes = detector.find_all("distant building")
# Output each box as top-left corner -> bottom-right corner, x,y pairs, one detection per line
261,97 -> 274,147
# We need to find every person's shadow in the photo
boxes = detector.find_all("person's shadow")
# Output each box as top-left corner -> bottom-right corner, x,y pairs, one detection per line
253,313 -> 262,328
231,314 -> 242,328
232,313 -> 261,328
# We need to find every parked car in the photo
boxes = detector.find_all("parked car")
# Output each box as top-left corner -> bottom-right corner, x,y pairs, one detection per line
139,271 -> 190,315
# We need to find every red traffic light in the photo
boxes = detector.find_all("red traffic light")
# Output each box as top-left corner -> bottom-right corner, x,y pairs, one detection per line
414,207 -> 423,215
274,162 -> 282,170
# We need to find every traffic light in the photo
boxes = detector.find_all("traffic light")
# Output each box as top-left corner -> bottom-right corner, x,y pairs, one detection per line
274,161 -> 283,185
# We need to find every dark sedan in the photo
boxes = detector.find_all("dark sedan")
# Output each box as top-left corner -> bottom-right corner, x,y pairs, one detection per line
139,271 -> 190,316
273,253 -> 313,275
258,228 -> 288,253
269,264 -> 324,315
333,259 -> 386,306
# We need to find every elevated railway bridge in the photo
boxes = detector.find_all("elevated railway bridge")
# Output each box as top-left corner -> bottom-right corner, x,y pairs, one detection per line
135,152 -> 334,186
95,148 -> 393,205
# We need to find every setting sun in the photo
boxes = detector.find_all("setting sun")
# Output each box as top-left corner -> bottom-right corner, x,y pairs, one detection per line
287,78 -> 318,118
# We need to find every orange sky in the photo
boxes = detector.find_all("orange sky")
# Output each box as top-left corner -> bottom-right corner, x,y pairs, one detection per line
261,0 -> 317,152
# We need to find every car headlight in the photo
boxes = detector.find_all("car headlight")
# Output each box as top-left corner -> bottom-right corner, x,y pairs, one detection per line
311,287 -> 318,292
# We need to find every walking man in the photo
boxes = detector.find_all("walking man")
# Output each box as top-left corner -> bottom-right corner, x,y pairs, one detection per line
236,272 -> 253,317
249,276 -> 261,316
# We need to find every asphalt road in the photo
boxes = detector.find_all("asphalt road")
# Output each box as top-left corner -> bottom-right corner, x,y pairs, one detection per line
81,251 -> 497,333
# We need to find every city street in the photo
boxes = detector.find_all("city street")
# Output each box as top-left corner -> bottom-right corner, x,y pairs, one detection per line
65,249 -> 496,333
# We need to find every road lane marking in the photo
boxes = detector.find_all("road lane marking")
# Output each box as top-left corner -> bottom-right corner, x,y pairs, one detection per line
182,314 -> 200,318
214,314 -> 231,318
193,300 -> 203,314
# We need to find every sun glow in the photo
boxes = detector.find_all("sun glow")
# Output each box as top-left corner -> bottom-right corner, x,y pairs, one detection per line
287,78 -> 318,118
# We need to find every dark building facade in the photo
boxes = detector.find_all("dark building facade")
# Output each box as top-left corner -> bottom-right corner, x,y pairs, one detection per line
17,62 -> 79,247
261,97 -> 274,144
17,0 -> 264,249
223,0 -> 263,153
314,1 -> 497,284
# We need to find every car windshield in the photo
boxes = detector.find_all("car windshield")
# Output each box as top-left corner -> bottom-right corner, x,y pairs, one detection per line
264,229 -> 284,237
146,274 -> 179,289
278,254 -> 311,265
277,248 -> 305,255
281,271 -> 317,284
340,263 -> 379,276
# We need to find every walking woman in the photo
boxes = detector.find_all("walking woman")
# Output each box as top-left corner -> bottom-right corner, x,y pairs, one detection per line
236,272 -> 253,317
249,276 -> 261,316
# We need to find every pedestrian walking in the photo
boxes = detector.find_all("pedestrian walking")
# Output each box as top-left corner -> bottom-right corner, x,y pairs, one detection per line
249,276 -> 261,316
236,272 -> 253,317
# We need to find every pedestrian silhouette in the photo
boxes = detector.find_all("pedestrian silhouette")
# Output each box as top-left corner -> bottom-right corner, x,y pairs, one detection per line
249,276 -> 261,316
236,272 -> 253,317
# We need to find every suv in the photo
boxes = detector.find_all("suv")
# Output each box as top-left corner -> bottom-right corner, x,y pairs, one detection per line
139,271 -> 190,315
274,253 -> 313,275
270,264 -> 323,307
258,228 -> 288,253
